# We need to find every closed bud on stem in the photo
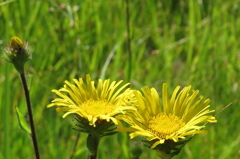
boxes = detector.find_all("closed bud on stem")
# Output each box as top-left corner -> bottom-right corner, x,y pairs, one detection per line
2,36 -> 32,73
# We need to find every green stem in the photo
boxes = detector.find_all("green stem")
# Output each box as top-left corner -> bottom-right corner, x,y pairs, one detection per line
20,72 -> 40,159
157,150 -> 172,159
125,0 -> 132,82
87,134 -> 100,159
69,132 -> 81,159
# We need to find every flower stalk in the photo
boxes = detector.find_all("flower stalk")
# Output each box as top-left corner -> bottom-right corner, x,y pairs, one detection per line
20,72 -> 40,159
157,150 -> 172,159
87,134 -> 100,159
2,37 -> 40,159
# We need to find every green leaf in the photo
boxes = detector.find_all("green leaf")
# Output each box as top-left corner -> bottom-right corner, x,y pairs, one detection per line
15,107 -> 31,134
0,0 -> 16,6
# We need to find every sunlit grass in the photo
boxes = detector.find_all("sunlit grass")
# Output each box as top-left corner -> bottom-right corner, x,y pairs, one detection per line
0,0 -> 240,158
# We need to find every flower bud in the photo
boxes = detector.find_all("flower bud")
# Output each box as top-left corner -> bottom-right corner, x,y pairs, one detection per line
2,36 -> 32,73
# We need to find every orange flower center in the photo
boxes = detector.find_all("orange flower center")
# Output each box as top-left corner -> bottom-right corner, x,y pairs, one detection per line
148,114 -> 185,139
81,99 -> 115,116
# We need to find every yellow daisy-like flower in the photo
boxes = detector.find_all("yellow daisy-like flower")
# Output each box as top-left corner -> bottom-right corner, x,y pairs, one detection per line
122,83 -> 217,149
47,74 -> 134,127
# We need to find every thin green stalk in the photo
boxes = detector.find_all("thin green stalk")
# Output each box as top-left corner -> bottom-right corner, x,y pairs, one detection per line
20,71 -> 40,159
69,132 -> 81,159
121,1 -> 132,159
187,0 -> 196,65
125,0 -> 132,82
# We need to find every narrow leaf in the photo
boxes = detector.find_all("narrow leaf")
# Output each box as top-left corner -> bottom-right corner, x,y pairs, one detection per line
15,107 -> 31,134
0,0 -> 16,6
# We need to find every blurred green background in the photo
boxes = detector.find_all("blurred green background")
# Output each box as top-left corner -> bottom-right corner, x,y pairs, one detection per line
0,0 -> 240,158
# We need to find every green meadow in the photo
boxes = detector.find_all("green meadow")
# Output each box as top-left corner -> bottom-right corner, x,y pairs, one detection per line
0,0 -> 240,158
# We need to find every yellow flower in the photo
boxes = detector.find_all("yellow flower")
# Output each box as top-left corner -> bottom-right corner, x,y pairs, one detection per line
121,83 -> 217,150
47,74 -> 134,128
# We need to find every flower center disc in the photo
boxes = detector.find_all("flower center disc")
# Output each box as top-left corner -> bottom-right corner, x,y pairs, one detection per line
81,99 -> 115,116
148,114 -> 185,139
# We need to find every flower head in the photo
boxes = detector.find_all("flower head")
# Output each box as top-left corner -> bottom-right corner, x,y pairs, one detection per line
2,36 -> 32,73
48,75 -> 135,131
121,83 -> 217,157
